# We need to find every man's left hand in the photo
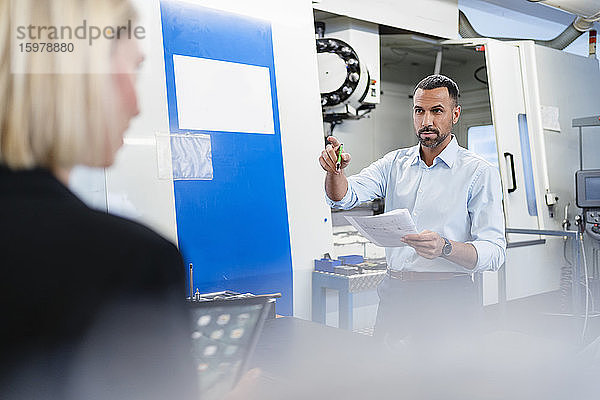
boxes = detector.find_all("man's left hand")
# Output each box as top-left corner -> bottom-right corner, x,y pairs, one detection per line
401,230 -> 444,259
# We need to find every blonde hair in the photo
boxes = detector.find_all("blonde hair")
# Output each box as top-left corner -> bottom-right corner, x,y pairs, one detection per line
0,0 -> 136,170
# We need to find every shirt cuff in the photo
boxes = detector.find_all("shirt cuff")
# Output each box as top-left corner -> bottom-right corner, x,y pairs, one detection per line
325,185 -> 356,210
467,240 -> 506,273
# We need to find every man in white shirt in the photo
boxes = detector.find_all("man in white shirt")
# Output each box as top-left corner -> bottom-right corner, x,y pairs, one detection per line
319,75 -> 506,346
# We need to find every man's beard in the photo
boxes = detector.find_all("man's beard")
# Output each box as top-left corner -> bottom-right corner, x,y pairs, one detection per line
416,127 -> 450,148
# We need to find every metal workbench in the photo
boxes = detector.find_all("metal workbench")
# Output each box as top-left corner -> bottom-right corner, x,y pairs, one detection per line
311,269 -> 386,330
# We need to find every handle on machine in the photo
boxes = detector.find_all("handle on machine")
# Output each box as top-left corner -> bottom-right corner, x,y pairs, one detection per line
504,152 -> 517,193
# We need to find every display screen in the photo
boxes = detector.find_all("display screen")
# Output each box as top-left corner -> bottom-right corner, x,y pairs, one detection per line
585,177 -> 600,201
188,301 -> 268,400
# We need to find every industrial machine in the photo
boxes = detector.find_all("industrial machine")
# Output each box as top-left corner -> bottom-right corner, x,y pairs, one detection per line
74,0 -> 600,323
569,116 -> 600,338
316,37 -> 375,120
315,19 -> 380,131
573,115 -> 600,243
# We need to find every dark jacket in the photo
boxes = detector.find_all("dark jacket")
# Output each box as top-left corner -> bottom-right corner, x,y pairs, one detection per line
0,167 -> 195,399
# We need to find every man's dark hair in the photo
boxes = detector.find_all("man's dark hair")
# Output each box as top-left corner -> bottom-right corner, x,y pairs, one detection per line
414,74 -> 460,107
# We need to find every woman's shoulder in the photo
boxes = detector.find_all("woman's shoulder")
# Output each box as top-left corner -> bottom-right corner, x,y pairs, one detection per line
78,209 -> 185,288
86,208 -> 182,261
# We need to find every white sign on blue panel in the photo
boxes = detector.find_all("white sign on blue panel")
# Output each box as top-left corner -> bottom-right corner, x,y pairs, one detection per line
173,54 -> 275,135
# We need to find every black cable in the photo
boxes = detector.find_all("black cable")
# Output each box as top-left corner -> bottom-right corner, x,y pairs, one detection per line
356,106 -> 374,119
474,65 -> 488,85
330,120 -> 341,135
324,119 -> 342,141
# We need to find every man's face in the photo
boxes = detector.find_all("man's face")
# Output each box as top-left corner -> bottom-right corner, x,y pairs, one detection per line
413,87 -> 461,148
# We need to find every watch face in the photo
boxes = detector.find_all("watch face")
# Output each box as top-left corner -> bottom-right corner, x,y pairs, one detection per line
443,245 -> 451,256
442,238 -> 452,256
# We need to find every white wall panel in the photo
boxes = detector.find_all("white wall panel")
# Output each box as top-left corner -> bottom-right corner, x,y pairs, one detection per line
105,0 -> 178,244
314,0 -> 459,39
270,0 -> 335,320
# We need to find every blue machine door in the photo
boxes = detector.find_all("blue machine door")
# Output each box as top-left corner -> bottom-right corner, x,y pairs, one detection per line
160,1 -> 293,314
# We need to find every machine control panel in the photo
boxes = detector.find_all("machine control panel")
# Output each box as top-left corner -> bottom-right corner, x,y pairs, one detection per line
585,209 -> 600,240
575,170 -> 600,241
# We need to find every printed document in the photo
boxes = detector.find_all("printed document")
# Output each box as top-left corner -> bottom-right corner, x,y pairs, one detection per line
345,208 -> 418,247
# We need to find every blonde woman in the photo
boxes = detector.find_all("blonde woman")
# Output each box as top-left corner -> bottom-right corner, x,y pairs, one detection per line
0,1 -> 251,398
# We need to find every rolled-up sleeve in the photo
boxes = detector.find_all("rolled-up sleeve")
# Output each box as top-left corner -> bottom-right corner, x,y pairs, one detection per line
466,165 -> 506,272
326,152 -> 395,210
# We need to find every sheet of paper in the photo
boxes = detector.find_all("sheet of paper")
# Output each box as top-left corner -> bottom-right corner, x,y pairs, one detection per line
345,208 -> 418,247
540,105 -> 561,132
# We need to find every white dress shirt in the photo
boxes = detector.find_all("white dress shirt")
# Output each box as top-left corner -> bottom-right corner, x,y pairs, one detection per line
327,137 -> 506,273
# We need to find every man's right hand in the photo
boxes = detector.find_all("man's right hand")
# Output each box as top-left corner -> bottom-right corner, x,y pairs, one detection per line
319,136 -> 351,175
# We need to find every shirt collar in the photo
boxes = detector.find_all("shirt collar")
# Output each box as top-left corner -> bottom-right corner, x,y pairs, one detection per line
436,135 -> 458,168
409,135 -> 458,168
408,144 -> 421,166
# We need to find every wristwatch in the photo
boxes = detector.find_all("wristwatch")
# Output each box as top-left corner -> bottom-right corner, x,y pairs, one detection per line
441,237 -> 452,256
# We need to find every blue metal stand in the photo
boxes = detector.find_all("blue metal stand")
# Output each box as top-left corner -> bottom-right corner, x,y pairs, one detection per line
312,270 -> 386,330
